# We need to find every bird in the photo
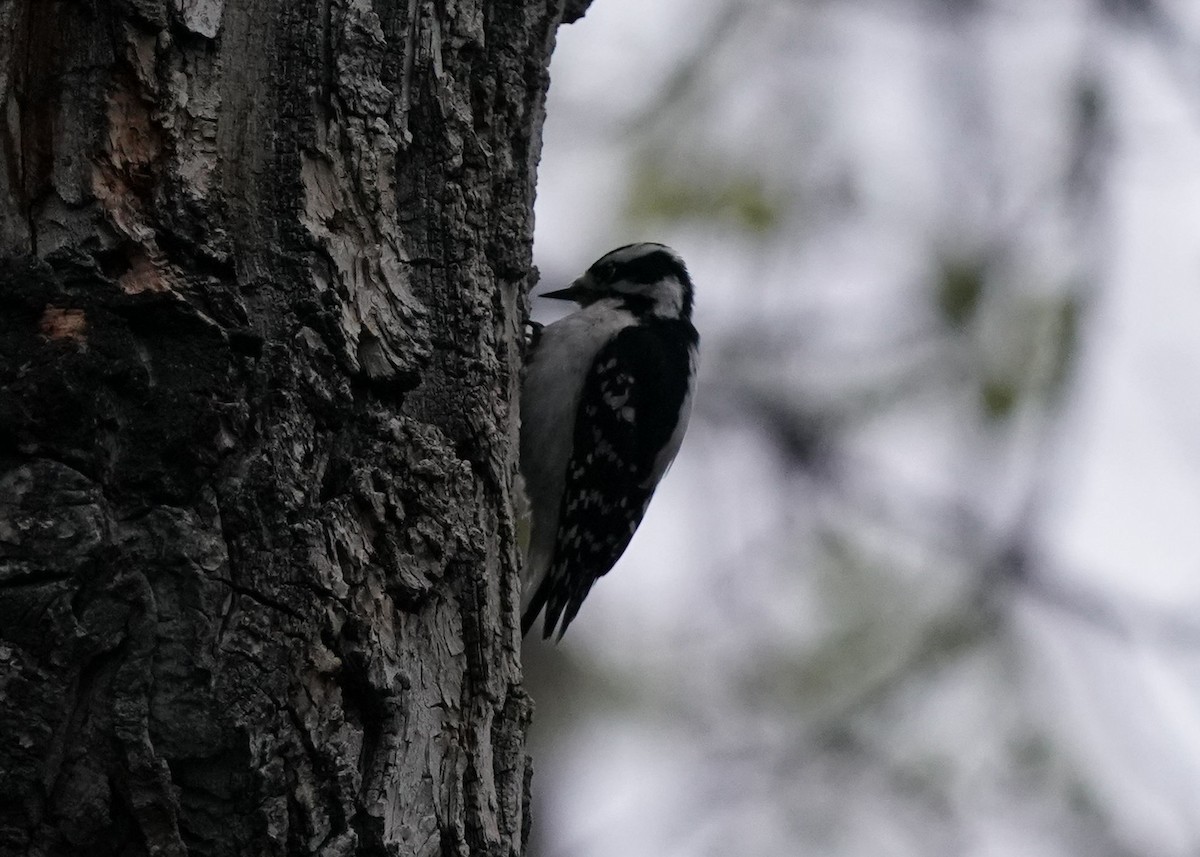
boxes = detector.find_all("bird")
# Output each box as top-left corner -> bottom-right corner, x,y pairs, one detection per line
519,243 -> 699,639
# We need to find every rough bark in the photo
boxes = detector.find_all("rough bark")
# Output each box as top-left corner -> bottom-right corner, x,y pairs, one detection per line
0,0 -> 584,854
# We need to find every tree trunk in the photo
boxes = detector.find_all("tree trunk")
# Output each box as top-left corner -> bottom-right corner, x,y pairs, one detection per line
0,1 -> 577,854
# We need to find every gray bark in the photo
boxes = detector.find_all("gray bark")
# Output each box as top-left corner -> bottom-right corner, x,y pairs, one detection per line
0,0 -> 585,854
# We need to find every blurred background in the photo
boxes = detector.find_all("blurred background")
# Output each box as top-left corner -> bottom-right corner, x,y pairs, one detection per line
523,1 -> 1200,855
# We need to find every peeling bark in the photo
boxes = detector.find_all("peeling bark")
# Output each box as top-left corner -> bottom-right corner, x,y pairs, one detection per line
0,0 -> 582,853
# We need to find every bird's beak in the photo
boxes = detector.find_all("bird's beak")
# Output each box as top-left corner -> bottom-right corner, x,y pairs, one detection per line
539,277 -> 592,303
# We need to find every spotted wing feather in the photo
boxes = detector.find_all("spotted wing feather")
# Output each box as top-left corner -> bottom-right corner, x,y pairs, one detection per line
524,321 -> 694,638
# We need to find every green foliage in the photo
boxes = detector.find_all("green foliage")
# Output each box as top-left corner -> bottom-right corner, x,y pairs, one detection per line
624,157 -> 783,232
976,292 -> 1081,422
1047,294 -> 1080,391
935,258 -> 987,328
981,378 -> 1019,420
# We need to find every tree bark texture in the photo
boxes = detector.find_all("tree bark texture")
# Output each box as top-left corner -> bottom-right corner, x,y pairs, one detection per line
0,0 -> 578,854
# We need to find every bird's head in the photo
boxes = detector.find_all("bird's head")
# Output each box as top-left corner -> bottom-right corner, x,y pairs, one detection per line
541,243 -> 694,321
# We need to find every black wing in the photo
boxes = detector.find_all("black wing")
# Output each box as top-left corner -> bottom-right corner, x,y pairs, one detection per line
524,321 -> 694,639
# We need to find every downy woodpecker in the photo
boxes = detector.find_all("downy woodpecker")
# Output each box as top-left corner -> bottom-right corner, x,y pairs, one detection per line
520,243 -> 699,638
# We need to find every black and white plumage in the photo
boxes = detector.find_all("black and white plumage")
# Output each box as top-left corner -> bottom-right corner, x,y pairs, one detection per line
520,243 -> 699,639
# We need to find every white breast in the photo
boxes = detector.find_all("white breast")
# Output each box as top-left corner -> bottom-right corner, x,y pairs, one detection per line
519,300 -> 636,598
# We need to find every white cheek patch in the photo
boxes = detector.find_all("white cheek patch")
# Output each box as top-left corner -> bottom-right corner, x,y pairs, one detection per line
612,275 -> 687,318
652,278 -> 685,318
